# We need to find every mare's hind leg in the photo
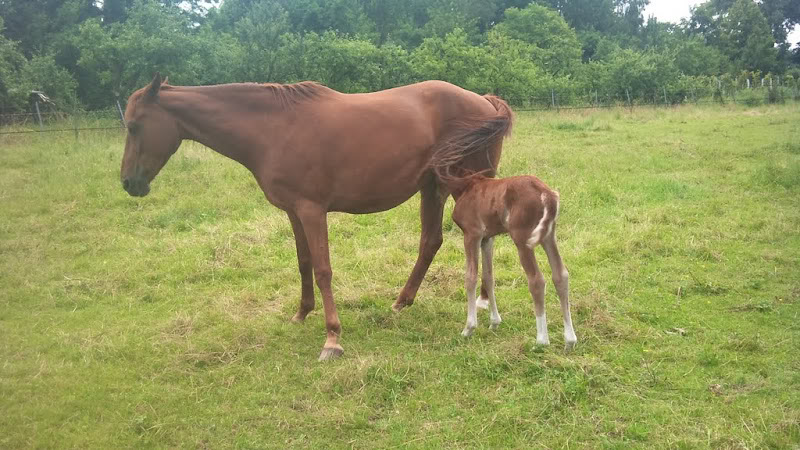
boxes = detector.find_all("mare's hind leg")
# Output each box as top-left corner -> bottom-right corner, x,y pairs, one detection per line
293,202 -> 343,361
480,237 -> 501,329
512,235 -> 549,346
541,232 -> 577,351
287,212 -> 315,323
392,179 -> 447,311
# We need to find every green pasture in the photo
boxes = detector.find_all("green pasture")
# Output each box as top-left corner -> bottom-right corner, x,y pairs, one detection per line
1,104 -> 799,448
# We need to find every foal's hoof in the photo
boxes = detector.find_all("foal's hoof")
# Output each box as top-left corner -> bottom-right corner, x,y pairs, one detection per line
564,340 -> 577,352
290,314 -> 305,324
461,327 -> 475,337
476,297 -> 489,310
318,345 -> 344,361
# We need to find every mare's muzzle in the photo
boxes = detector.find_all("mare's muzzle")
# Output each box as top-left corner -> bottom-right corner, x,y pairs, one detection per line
122,176 -> 150,197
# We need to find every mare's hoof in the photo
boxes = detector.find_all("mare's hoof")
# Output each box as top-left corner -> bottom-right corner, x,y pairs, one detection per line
564,340 -> 577,352
489,322 -> 500,331
290,314 -> 305,324
318,345 -> 344,361
476,297 -> 489,310
461,327 -> 475,337
391,301 -> 409,312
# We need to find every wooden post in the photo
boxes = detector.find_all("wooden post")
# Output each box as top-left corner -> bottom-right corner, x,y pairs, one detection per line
116,99 -> 126,126
626,88 -> 631,111
663,86 -> 668,105
34,100 -> 43,130
551,89 -> 556,109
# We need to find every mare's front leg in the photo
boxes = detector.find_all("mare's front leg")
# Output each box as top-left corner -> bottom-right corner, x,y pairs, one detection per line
287,213 -> 315,323
461,234 -> 481,337
293,202 -> 343,361
392,180 -> 447,311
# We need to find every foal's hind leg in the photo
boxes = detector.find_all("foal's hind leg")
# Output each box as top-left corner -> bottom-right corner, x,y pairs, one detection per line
480,237 -> 501,330
287,213 -> 315,323
513,236 -> 549,346
392,180 -> 447,311
541,232 -> 577,351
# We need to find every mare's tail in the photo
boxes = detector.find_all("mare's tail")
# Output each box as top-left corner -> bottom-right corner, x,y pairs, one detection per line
429,95 -> 513,195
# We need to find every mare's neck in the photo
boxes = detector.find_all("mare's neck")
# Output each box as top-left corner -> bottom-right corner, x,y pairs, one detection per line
157,84 -> 294,168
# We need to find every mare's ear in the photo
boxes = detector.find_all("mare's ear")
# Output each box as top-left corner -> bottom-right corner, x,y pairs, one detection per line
147,72 -> 162,99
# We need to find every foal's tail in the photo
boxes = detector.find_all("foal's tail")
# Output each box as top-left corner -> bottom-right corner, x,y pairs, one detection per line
429,95 -> 513,194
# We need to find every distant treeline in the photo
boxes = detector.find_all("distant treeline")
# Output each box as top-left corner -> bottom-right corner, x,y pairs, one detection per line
1,0 -> 799,112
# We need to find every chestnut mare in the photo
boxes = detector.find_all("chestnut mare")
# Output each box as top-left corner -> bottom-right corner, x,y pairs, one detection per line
121,74 -> 513,360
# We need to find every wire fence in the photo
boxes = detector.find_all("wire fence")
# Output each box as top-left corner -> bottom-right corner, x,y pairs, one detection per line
1,86 -> 798,136
0,107 -> 125,136
507,85 -> 800,111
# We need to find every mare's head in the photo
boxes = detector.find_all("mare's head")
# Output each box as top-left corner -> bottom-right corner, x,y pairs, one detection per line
120,73 -> 181,197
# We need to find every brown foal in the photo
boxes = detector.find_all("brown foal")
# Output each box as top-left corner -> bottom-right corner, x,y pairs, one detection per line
451,175 -> 577,351
120,74 -> 512,360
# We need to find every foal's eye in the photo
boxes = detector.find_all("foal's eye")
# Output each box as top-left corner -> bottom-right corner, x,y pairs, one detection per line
127,123 -> 140,135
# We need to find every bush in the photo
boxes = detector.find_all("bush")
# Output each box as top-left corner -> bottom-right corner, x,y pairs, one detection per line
736,88 -> 765,106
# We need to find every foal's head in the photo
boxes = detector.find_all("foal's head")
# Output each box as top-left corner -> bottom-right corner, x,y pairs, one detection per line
120,73 -> 181,197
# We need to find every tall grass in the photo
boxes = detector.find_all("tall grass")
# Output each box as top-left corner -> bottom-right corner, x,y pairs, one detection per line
1,104 -> 799,448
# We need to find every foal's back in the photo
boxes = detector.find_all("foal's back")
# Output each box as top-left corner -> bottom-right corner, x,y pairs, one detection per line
452,175 -> 559,245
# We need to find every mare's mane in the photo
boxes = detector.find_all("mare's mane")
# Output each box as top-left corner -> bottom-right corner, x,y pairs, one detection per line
130,80 -> 332,111
261,81 -> 332,108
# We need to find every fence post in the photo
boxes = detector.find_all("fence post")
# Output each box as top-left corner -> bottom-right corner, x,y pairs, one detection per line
551,89 -> 555,110
73,109 -> 79,141
116,99 -> 125,126
626,88 -> 631,111
663,87 -> 668,106
34,100 -> 43,131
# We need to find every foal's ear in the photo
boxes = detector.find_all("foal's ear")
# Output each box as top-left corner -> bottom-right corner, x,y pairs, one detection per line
147,72 -> 163,99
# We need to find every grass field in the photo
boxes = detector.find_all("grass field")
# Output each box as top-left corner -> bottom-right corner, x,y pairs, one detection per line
1,104 -> 799,448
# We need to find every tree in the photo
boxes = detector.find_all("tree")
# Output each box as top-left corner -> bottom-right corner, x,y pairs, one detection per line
614,0 -> 650,36
0,16 -> 30,112
536,0 -> 617,33
492,4 -> 582,77
73,1 -> 197,107
411,28 -> 492,91
718,0 -> 779,73
0,0 -> 99,56
232,1 -> 290,82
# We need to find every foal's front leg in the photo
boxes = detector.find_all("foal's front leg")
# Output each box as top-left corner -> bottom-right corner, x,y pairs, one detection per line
461,234 -> 481,337
480,237 -> 502,330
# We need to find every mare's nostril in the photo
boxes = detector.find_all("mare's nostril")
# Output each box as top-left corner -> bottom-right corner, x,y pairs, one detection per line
122,179 -> 130,190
